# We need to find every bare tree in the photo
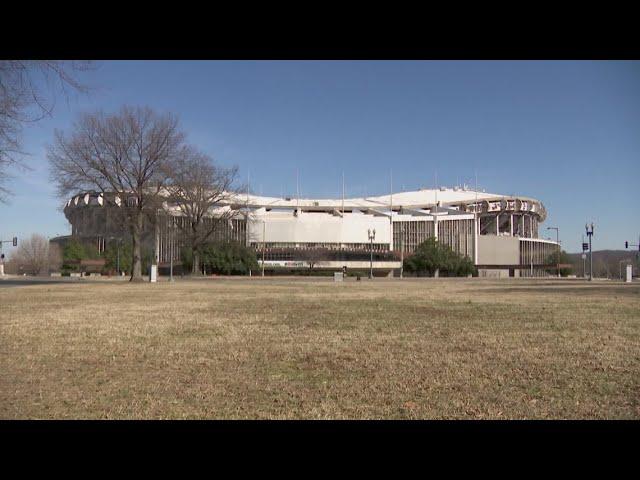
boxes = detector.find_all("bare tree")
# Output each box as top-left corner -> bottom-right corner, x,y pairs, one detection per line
299,248 -> 330,271
13,234 -> 49,275
0,60 -> 93,202
47,106 -> 187,282
164,148 -> 240,274
48,241 -> 63,273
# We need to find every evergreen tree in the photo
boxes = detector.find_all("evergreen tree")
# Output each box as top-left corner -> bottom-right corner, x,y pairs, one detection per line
404,237 -> 476,277
103,240 -> 133,275
201,241 -> 259,275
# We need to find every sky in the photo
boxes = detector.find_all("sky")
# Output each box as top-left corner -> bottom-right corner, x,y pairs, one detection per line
3,60 -> 639,254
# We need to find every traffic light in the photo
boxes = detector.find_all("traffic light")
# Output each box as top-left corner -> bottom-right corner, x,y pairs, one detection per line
12,236 -> 17,247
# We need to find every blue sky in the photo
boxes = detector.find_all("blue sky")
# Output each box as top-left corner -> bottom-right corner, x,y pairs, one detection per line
3,60 -> 639,253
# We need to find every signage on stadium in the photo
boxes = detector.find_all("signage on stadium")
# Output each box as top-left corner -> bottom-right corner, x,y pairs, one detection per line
263,261 -> 308,267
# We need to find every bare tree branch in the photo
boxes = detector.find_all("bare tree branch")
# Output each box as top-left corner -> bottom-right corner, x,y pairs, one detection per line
47,105 -> 186,282
0,60 -> 95,203
11,233 -> 50,275
163,147 -> 240,274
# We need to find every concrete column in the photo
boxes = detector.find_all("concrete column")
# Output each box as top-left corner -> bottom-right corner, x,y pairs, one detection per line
510,214 -> 514,236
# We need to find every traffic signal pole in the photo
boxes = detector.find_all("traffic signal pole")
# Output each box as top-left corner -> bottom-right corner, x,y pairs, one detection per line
624,236 -> 640,282
0,237 -> 18,276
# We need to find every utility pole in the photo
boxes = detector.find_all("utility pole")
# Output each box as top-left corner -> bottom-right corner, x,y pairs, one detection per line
368,228 -> 376,279
586,223 -> 594,281
547,226 -> 560,277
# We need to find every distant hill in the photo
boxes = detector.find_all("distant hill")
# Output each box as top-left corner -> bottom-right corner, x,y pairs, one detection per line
566,250 -> 639,279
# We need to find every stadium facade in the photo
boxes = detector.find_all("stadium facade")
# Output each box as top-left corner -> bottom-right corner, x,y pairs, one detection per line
56,185 -> 559,277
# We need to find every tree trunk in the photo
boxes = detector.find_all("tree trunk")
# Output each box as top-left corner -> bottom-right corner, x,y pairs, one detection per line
130,212 -> 144,282
192,248 -> 201,276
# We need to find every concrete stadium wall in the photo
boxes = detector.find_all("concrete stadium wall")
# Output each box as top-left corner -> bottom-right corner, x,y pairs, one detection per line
249,211 -> 391,246
477,235 -> 519,266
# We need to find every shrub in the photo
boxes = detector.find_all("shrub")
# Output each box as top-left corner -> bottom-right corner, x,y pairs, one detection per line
404,237 -> 476,277
183,241 -> 259,275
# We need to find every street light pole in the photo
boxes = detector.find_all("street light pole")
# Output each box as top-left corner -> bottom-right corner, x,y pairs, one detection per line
547,227 -> 560,278
582,234 -> 586,278
262,220 -> 265,277
586,223 -> 594,281
368,228 -> 376,279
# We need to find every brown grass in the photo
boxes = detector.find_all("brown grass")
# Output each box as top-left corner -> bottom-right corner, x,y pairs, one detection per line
1,278 -> 638,419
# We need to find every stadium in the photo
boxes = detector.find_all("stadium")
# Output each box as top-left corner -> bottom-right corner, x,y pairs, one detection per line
54,184 -> 559,278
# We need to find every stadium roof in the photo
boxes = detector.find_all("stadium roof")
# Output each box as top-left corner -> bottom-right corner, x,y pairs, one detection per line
228,187 -> 542,210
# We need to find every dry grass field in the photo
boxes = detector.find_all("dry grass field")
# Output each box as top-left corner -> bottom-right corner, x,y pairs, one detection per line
1,277 -> 638,419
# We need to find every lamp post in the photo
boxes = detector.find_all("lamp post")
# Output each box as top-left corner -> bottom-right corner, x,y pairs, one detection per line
582,235 -> 586,278
585,223 -> 594,281
368,228 -> 376,279
547,226 -> 560,278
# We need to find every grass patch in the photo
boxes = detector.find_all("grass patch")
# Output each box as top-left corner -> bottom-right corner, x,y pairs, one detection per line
0,278 -> 638,419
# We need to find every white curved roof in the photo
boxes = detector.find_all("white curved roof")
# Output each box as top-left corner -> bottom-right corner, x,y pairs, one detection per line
227,187 -> 542,210
64,186 -> 547,221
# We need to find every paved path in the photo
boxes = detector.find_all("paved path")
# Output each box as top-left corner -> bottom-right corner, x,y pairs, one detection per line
0,277 -> 83,288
